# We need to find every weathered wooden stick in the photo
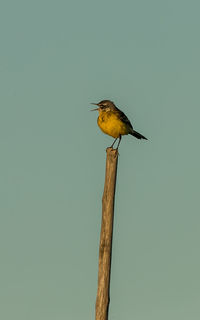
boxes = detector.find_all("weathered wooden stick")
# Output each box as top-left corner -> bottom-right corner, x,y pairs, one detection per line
95,147 -> 119,320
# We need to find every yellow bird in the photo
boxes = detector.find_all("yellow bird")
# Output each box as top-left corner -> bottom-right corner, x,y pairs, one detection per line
91,100 -> 147,149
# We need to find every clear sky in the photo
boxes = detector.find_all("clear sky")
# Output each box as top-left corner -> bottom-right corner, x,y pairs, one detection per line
1,0 -> 200,319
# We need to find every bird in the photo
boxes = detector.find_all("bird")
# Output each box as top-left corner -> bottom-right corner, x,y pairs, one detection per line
91,100 -> 147,149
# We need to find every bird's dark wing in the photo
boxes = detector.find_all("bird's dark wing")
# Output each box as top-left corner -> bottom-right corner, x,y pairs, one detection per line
116,107 -> 133,129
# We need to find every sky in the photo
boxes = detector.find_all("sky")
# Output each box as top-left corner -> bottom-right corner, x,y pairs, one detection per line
1,0 -> 200,319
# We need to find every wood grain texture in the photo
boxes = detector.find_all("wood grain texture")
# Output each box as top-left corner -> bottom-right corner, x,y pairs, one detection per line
95,147 -> 119,320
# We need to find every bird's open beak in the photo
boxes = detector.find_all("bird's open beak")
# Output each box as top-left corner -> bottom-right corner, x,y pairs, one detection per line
90,103 -> 99,111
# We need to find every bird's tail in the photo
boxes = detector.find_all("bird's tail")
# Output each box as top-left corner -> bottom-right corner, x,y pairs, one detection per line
130,130 -> 147,140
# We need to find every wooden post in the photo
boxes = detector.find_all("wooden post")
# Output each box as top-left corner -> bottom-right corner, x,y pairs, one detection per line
95,147 -> 119,320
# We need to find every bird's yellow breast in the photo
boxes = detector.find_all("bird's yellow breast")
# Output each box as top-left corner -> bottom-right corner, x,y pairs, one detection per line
97,111 -> 129,138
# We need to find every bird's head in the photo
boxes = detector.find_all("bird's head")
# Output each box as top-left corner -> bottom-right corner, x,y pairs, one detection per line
91,100 -> 116,112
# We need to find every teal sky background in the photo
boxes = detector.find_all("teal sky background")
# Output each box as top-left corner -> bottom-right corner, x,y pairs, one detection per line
1,0 -> 200,319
